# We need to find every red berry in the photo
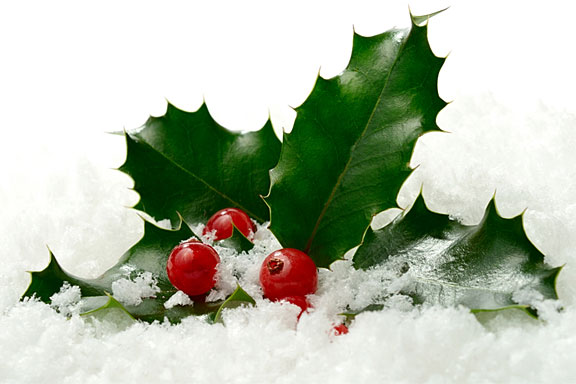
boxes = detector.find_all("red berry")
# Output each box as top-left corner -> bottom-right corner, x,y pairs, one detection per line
203,208 -> 256,241
166,239 -> 220,296
259,248 -> 318,301
332,323 -> 349,336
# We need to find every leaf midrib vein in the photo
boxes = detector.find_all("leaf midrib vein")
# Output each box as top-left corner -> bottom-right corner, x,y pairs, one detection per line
304,30 -> 410,253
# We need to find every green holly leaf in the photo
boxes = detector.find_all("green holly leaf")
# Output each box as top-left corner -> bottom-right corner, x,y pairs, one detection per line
22,217 -> 254,323
264,16 -> 446,267
353,194 -> 561,317
95,216 -> 197,293
80,293 -> 136,329
23,249 -> 109,301
121,103 -> 281,226
22,217 -> 193,314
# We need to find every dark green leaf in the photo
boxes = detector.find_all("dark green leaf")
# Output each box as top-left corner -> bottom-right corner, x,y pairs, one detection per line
93,215 -> 196,292
121,103 -> 281,226
23,248 -> 108,302
264,18 -> 446,267
353,194 -> 561,316
22,216 -> 192,302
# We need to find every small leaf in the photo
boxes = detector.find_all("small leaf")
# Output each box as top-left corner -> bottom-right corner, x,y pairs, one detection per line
23,249 -> 105,302
211,285 -> 256,324
80,293 -> 136,328
265,17 -> 446,267
23,218 -> 258,323
23,217 -> 201,322
94,216 -> 197,292
120,103 -> 281,226
353,194 -> 561,316
340,304 -> 385,322
217,224 -> 255,253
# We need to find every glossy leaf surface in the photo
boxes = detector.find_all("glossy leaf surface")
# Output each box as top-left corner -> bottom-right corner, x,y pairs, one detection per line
121,103 -> 281,226
353,195 -> 561,316
265,17 -> 446,267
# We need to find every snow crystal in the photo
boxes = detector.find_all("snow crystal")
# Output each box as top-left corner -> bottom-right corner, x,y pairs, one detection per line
111,272 -> 160,306
512,287 -> 545,306
200,227 -> 217,243
205,259 -> 236,302
163,291 -> 194,309
50,282 -> 82,316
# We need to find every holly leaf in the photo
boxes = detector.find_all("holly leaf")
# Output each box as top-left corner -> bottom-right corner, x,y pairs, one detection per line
264,16 -> 446,267
121,103 -> 281,226
80,293 -> 136,329
23,249 -> 109,301
23,218 -> 195,303
353,194 -> 561,316
22,217 -> 253,323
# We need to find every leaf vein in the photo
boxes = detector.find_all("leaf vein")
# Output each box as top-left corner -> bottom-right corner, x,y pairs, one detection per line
304,33 -> 411,252
133,134 -> 262,221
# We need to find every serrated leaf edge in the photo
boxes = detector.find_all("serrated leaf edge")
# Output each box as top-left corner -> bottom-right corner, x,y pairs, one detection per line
120,102 -> 279,223
356,191 -> 562,317
264,16 -> 448,268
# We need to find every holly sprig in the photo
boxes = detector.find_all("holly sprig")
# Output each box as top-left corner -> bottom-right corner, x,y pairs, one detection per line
22,11 -> 561,323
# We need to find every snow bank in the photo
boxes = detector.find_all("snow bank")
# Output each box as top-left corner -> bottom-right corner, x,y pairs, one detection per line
2,1 -> 576,382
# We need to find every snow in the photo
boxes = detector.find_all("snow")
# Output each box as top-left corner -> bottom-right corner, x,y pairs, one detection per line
49,283 -> 82,317
163,291 -> 193,310
111,272 -> 160,306
2,0 -> 576,382
205,223 -> 284,302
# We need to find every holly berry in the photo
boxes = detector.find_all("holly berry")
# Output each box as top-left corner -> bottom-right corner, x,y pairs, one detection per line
331,323 -> 349,336
203,208 -> 256,241
259,248 -> 318,301
166,239 -> 220,297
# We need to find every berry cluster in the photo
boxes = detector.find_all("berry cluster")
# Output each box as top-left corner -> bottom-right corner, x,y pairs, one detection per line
166,208 -> 343,329
166,207 -> 256,296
